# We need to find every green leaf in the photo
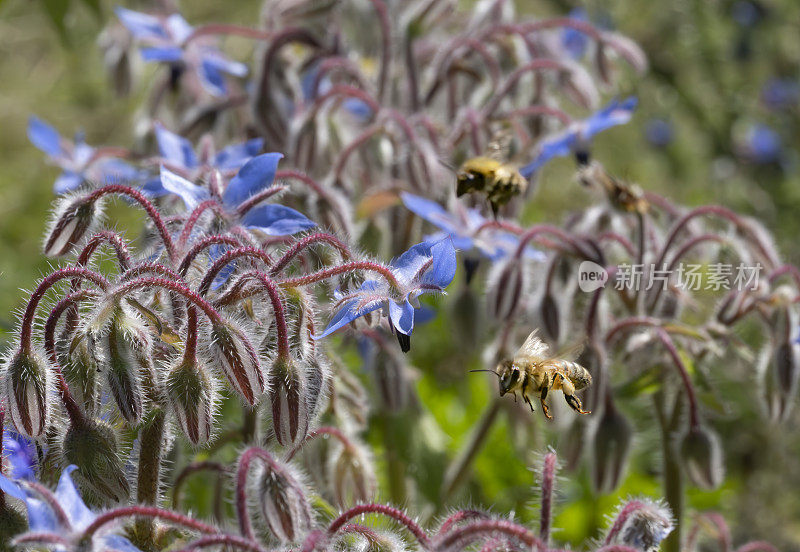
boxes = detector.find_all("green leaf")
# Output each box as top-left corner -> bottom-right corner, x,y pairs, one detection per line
79,0 -> 102,18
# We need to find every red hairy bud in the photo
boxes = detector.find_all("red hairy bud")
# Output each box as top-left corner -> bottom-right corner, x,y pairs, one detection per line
331,440 -> 377,508
487,259 -> 524,321
2,349 -> 51,438
605,499 -> 674,552
209,321 -> 266,406
166,357 -> 218,446
256,460 -> 313,543
592,402 -> 632,493
681,424 -> 724,490
63,419 -> 130,505
44,195 -> 98,258
269,357 -> 310,446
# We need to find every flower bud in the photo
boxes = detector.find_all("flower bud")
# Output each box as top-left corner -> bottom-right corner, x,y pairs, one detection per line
330,440 -> 377,508
540,292 -> 560,343
209,321 -> 266,406
605,499 -> 674,552
269,357 -> 310,447
370,346 -> 412,413
57,330 -> 100,414
592,402 -> 632,493
257,460 -> 313,543
2,349 -> 51,438
166,357 -> 218,446
451,286 -> 484,346
487,259 -> 524,321
101,318 -> 152,424
765,341 -> 800,421
563,417 -> 588,472
44,195 -> 98,258
332,369 -> 369,431
63,419 -> 130,505
681,424 -> 724,490
304,356 -> 330,422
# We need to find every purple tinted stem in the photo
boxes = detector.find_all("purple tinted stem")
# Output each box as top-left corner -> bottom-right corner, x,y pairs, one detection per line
270,233 -> 351,276
178,235 -> 243,277
198,247 -> 274,296
178,199 -> 227,248
19,267 -> 109,351
328,503 -> 431,549
235,447 -> 287,541
539,452 -> 557,544
279,261 -> 401,291
87,184 -> 176,263
434,519 -> 542,551
112,277 -> 223,324
77,230 -> 131,270
172,535 -> 267,552
604,500 -> 646,544
83,505 -> 218,538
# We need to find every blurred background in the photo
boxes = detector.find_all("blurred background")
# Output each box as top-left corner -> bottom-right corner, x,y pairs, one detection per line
0,0 -> 799,548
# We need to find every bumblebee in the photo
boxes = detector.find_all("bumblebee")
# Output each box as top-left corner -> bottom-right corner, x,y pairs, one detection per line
474,330 -> 592,419
578,162 -> 649,215
456,131 -> 528,218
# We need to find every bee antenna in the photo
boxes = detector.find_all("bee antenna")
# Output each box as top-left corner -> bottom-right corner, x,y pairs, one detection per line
469,369 -> 500,378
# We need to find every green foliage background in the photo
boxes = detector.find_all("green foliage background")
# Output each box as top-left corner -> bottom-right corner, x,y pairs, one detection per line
1,0 -> 799,549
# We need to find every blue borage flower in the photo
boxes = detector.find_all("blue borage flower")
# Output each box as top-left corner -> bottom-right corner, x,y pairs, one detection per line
740,124 -> 782,164
761,78 -> 800,111
115,7 -> 247,97
157,153 -> 314,235
561,8 -> 590,59
400,192 -> 544,262
0,465 -> 141,551
143,124 -> 264,197
27,116 -> 141,194
299,62 -> 373,120
2,430 -> 36,480
316,238 -> 456,352
520,97 -> 638,177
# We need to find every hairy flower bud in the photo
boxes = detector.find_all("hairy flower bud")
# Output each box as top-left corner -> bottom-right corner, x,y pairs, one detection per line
2,349 -> 51,438
487,259 -> 524,321
592,402 -> 632,493
257,460 -> 313,543
330,440 -> 377,508
606,499 -> 674,552
681,424 -> 724,490
166,357 -> 218,446
540,292 -> 560,343
44,195 -> 98,258
766,340 -> 800,421
209,321 -> 266,406
57,330 -> 100,414
63,419 -> 130,505
369,346 -> 412,413
451,286 -> 484,346
269,357 -> 310,446
101,316 -> 153,424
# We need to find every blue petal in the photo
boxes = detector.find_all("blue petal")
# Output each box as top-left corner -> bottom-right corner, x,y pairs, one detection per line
242,204 -> 316,236
401,192 -> 460,234
140,46 -> 184,62
159,167 -> 209,210
222,153 -> 283,207
391,241 -> 435,284
54,171 -> 85,194
198,59 -> 228,97
0,473 -> 59,532
55,465 -> 96,531
519,132 -> 577,177
389,299 -> 415,336
95,159 -> 143,183
414,305 -> 437,325
202,53 -> 248,78
140,176 -> 168,197
421,237 -> 457,288
155,125 -> 197,169
561,8 -> 589,59
165,13 -> 194,44
115,7 -> 168,40
103,535 -> 145,552
214,138 -> 264,170
208,244 -> 236,290
583,96 -> 638,139
343,98 -> 373,119
3,431 -> 36,480
315,296 -> 384,339
28,116 -> 63,158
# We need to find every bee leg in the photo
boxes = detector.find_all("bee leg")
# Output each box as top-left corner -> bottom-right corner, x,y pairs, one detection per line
523,393 -> 534,413
560,375 -> 591,415
539,385 -> 552,420
490,201 -> 500,220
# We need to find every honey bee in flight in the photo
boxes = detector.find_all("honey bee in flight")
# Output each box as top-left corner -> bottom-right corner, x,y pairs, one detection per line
578,162 -> 649,215
473,330 -> 592,419
456,131 -> 528,218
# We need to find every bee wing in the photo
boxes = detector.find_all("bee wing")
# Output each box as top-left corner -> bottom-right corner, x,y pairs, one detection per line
554,339 -> 586,363
486,128 -> 514,162
514,329 -> 550,363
